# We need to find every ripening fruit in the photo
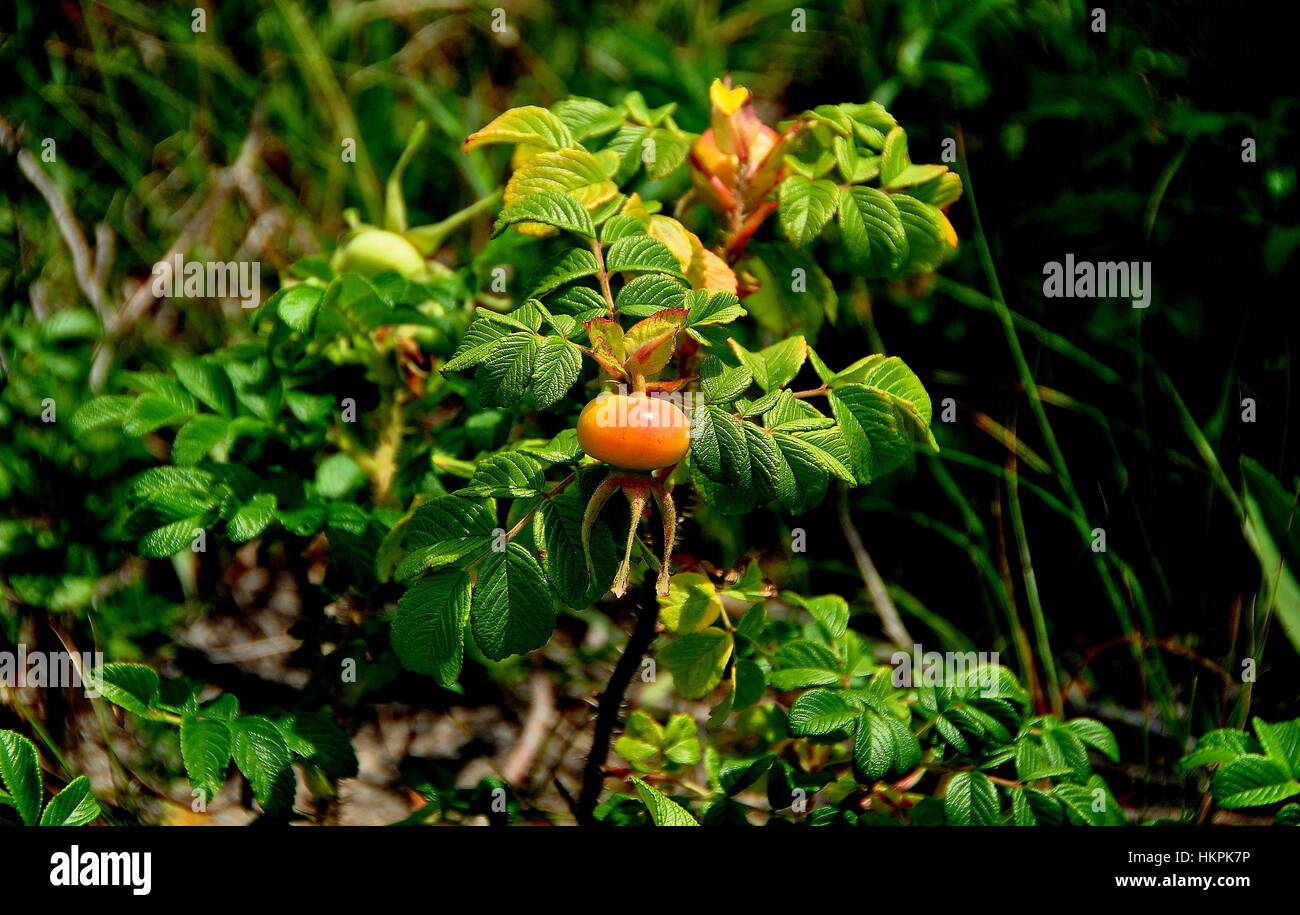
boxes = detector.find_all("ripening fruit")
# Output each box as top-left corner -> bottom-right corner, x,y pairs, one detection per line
576,393 -> 691,471
332,226 -> 426,278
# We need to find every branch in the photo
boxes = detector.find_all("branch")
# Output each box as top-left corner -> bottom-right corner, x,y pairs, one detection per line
576,577 -> 659,825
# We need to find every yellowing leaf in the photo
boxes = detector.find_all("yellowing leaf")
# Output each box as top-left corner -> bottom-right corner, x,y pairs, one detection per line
505,148 -> 619,209
583,317 -> 627,378
646,215 -> 738,294
464,106 -> 576,152
623,308 -> 689,377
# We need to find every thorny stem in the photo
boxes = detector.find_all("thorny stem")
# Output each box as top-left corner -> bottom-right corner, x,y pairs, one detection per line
576,575 -> 659,825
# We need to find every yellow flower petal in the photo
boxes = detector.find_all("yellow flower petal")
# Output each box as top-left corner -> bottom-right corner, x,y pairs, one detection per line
709,78 -> 750,116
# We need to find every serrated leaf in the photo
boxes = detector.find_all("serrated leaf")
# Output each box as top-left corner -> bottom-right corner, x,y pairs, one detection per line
39,775 -> 100,826
505,147 -> 618,212
470,544 -> 555,661
276,712 -> 358,779
629,776 -> 699,826
838,185 -> 907,276
1066,718 -> 1121,764
603,235 -> 685,277
180,714 -> 232,803
789,689 -> 857,736
393,568 -> 473,686
944,770 -> 1000,825
271,284 -> 326,334
92,662 -> 160,716
226,492 -> 278,542
476,332 -> 539,406
171,414 -> 230,465
616,273 -> 687,316
660,630 -> 733,699
122,393 -> 192,436
527,247 -> 599,298
459,451 -> 548,498
493,190 -> 595,238
880,126 -> 910,185
0,730 -> 43,825
529,337 -> 582,410
699,356 -> 752,404
465,106 -> 576,151
540,488 -> 618,608
70,395 -> 134,438
829,368 -> 936,484
779,175 -> 839,246
893,194 -> 949,274
231,715 -> 294,814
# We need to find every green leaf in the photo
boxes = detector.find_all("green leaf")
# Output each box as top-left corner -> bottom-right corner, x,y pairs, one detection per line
407,496 -> 496,547
944,770 -> 1000,825
316,452 -> 368,499
743,422 -> 797,506
459,451 -> 548,498
837,185 -> 907,276
785,592 -> 850,639
470,543 -> 556,661
70,395 -> 134,437
853,711 -> 899,781
444,318 -> 509,372
465,106 -> 577,151
475,332 -> 539,406
227,493 -> 278,542
138,516 -> 205,558
271,284 -> 326,334
660,630 -> 733,699
1179,728 -> 1250,771
527,247 -> 600,298
616,274 -> 687,315
231,715 -> 295,815
551,97 -> 625,141
603,235 -> 685,278
275,712 -> 358,779
395,537 -> 491,583
393,568 -> 473,686
180,714 -> 232,803
530,337 -> 582,410
92,662 -> 160,716
493,190 -> 594,239
0,730 -> 43,825
173,360 -> 232,418
122,393 -> 192,436
879,126 -> 910,185
1211,755 -> 1300,808
885,163 -> 948,190
40,775 -> 100,826
893,194 -> 949,275
829,359 -> 936,484
699,356 -> 752,404
645,128 -> 692,180
728,336 -> 808,392
779,176 -> 839,246
789,689 -> 857,736
684,289 -> 745,328
1255,717 -> 1300,776
539,488 -> 618,608
171,414 -> 230,465
1065,717 -> 1121,764
629,776 -> 699,826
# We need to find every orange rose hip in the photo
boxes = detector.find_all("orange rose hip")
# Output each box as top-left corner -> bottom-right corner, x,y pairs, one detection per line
576,393 -> 691,471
